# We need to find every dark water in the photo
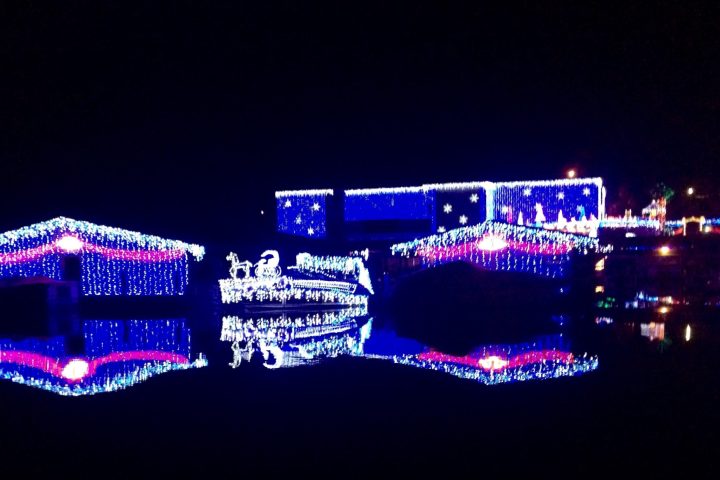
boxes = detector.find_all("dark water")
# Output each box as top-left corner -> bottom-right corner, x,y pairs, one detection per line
0,302 -> 718,476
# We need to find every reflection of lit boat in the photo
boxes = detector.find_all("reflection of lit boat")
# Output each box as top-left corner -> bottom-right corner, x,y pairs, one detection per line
0,319 -> 207,396
221,307 -> 372,369
219,251 -> 373,308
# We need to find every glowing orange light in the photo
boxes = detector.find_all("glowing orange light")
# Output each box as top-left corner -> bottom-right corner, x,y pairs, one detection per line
595,285 -> 605,293
594,258 -> 605,271
658,306 -> 669,314
658,245 -> 671,256
566,169 -> 576,179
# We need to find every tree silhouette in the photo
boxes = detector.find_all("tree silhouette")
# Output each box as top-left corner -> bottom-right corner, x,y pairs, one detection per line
651,182 -> 675,201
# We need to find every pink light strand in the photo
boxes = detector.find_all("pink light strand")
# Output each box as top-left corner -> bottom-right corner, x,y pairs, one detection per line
416,237 -> 572,262
0,239 -> 185,265
0,350 -> 190,382
416,350 -> 574,371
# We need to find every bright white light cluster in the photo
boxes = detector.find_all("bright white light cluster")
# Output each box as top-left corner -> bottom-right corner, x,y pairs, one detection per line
343,178 -> 598,195
217,277 -> 367,304
275,189 -> 334,198
290,279 -> 358,293
345,186 -> 426,195
600,218 -> 662,230
423,181 -> 494,192
222,312 -> 372,369
220,250 -> 372,305
219,277 -> 368,306
221,307 -> 367,343
293,252 -> 374,294
493,177 -> 603,188
542,216 -> 600,237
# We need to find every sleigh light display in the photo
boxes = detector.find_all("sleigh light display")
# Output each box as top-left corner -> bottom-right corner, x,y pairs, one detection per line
218,250 -> 373,307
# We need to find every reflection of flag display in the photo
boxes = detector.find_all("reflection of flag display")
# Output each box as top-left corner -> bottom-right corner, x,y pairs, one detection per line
434,189 -> 487,232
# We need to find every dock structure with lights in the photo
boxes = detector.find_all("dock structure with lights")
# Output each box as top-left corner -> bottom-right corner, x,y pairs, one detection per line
0,217 -> 205,296
275,177 -> 605,241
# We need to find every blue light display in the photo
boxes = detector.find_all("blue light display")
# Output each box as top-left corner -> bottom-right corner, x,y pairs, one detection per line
434,186 -> 487,233
80,253 -> 189,295
391,220 -> 604,278
276,178 -> 605,239
492,178 -> 603,225
275,190 -> 332,238
0,217 -> 204,296
344,188 -> 435,222
0,319 -> 207,396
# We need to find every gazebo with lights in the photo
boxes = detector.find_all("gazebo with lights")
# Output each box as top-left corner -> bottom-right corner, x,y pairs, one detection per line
0,217 -> 205,296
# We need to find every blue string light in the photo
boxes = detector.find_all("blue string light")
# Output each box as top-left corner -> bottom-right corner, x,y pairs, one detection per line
0,217 -> 204,296
0,319 -> 207,396
275,190 -> 333,238
276,178 -> 605,238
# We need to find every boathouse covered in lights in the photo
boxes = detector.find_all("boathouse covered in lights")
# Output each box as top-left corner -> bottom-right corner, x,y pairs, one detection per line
0,217 -> 205,296
275,177 -> 606,241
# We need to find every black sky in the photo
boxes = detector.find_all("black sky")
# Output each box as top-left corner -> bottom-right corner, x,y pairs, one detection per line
2,2 -> 719,242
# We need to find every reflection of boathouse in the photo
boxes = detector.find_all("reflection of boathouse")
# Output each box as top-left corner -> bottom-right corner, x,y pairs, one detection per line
0,217 -> 205,296
0,319 -> 207,396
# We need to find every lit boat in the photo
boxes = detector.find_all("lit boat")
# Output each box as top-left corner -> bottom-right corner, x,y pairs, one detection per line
218,250 -> 373,308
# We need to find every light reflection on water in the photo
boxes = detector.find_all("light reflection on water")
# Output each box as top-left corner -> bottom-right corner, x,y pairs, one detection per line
16,307 -> 704,395
0,319 -> 207,396
220,308 -> 372,369
221,308 -> 599,385
364,330 -> 599,385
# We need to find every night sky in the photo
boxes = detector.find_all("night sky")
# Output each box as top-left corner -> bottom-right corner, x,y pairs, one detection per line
2,2 -> 719,243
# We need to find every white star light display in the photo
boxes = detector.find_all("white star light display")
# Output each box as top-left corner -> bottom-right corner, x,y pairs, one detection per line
278,178 -> 604,239
459,215 -> 468,225
437,226 -> 446,233
275,191 -> 331,238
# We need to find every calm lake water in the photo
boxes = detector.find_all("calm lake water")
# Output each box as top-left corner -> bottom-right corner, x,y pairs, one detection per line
1,302 -> 718,476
